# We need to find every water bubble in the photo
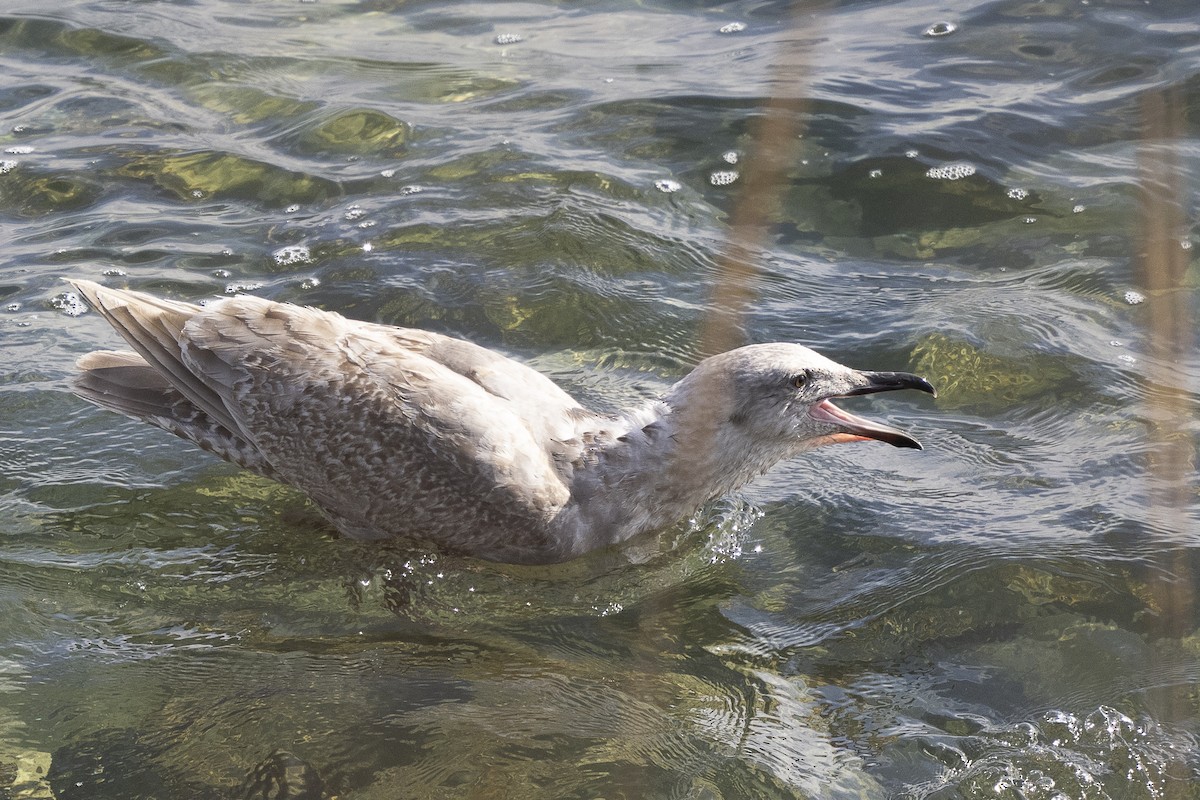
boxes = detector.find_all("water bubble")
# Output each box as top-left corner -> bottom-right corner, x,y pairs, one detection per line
1180,239 -> 1192,250
494,33 -> 523,45
51,291 -> 87,317
380,169 -> 396,178
225,282 -> 263,294
718,22 -> 746,34
399,185 -> 422,195
362,242 -> 374,253
285,204 -> 300,213
1118,354 -> 1137,364
1072,204 -> 1085,213
0,160 -> 16,174
925,162 -> 976,180
1007,187 -> 1028,200
1123,290 -> 1145,305
1023,217 -> 1037,224
344,205 -> 367,221
654,178 -> 681,193
709,170 -> 739,186
868,168 -> 882,178
101,268 -> 127,276
191,189 -> 204,198
299,277 -> 321,289
905,149 -> 919,158
594,601 -> 624,616
220,247 -> 234,256
722,151 -> 739,164
924,21 -> 957,37
358,220 -> 376,228
4,145 -> 33,154
4,303 -> 20,312
1109,340 -> 1123,347
272,245 -> 312,266
212,269 -> 232,279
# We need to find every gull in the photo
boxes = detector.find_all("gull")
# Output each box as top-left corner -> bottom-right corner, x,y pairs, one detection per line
68,279 -> 935,564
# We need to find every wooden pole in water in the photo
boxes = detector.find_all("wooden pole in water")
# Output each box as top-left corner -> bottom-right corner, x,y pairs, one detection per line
1136,87 -> 1195,795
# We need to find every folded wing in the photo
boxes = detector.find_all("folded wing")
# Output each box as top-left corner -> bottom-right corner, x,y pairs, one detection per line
71,280 -> 592,558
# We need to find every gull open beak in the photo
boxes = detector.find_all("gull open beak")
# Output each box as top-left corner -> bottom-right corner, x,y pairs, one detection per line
809,371 -> 936,450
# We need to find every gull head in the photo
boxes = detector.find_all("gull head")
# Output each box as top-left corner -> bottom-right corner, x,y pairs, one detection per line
667,343 -> 936,453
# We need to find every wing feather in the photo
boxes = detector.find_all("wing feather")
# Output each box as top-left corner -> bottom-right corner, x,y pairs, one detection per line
71,280 -> 595,558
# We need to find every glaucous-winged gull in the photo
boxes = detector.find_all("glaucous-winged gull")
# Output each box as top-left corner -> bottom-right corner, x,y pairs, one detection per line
68,279 -> 935,564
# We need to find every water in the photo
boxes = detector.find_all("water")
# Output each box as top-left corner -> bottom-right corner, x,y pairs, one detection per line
1,0 -> 1198,797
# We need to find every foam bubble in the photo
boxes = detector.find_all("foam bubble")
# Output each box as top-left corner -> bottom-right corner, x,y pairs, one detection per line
0,160 -> 16,174
654,179 -> 681,193
494,33 -> 523,45
225,282 -> 263,295
709,170 -> 739,186
1123,290 -> 1145,305
273,245 -> 312,266
722,151 -> 739,164
718,22 -> 746,34
924,21 -> 957,37
51,291 -> 87,317
925,162 -> 976,180
1007,187 -> 1028,200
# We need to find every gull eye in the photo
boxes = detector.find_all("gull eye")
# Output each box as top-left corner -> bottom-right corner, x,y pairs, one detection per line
791,370 -> 811,389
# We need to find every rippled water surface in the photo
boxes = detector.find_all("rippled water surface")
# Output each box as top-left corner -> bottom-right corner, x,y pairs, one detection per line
2,1 -> 1199,797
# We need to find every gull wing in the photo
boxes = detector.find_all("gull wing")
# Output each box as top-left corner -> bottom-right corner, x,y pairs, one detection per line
71,281 -> 591,559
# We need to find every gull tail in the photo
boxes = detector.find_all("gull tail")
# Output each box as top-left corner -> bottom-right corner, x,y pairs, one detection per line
69,280 -> 277,478
76,349 -> 185,419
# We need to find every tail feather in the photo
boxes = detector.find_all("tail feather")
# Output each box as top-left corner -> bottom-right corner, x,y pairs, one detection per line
73,348 -> 277,478
75,350 -> 179,420
68,279 -> 243,437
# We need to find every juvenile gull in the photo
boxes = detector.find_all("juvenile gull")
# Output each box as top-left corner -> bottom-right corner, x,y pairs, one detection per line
68,279 -> 935,564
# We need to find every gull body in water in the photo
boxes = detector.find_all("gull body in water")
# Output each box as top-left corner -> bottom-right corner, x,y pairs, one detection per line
68,279 -> 935,564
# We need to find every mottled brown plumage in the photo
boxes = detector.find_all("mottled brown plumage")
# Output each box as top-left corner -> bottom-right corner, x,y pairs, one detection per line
69,279 -> 934,564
